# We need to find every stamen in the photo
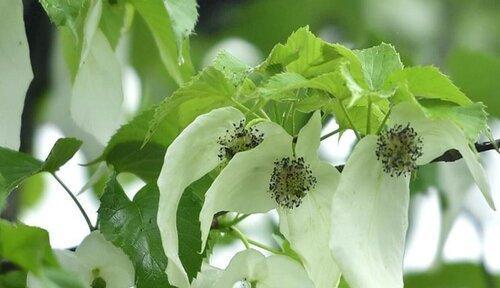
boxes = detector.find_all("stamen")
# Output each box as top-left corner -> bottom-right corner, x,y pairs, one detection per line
217,120 -> 264,161
269,157 -> 317,209
375,123 -> 423,177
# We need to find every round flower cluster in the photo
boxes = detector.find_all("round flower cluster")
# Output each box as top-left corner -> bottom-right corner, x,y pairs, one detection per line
217,120 -> 264,161
269,157 -> 317,209
375,123 -> 423,177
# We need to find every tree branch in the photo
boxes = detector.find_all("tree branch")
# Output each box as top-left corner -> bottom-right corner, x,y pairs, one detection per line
335,139 -> 500,172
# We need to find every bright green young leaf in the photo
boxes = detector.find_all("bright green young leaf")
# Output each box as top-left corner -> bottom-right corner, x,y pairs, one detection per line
163,0 -> 198,54
0,138 -> 81,210
354,43 -> 403,91
212,51 -> 251,87
99,0 -> 129,49
130,0 -> 195,85
388,66 -> 472,106
447,49 -> 500,117
39,0 -> 86,39
0,0 -> 33,150
98,177 -> 169,287
330,136 -> 410,288
0,220 -> 58,274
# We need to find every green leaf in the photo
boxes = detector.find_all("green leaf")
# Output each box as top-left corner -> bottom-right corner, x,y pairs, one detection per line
99,0 -> 129,49
0,138 -> 81,209
98,177 -> 170,287
0,220 -> 58,274
163,0 -> 198,54
421,101 -> 488,142
405,263 -> 499,288
447,49 -> 500,117
388,66 -> 472,106
260,26 -> 344,77
42,138 -> 83,173
354,43 -> 403,90
177,177 -> 211,281
38,0 -> 87,38
130,0 -> 194,85
0,271 -> 27,288
0,0 -> 33,150
212,51 -> 251,87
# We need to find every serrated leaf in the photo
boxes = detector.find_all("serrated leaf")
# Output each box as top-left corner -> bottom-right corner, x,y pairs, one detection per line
96,108 -> 179,183
447,49 -> 500,117
354,43 -> 403,90
130,0 -> 194,85
99,0 -> 128,49
164,0 -> 198,55
98,177 -> 170,287
212,51 -> 250,87
38,0 -> 86,37
388,66 -> 472,106
0,220 -> 58,274
0,138 -> 81,209
422,101 -> 488,142
0,0 -> 33,150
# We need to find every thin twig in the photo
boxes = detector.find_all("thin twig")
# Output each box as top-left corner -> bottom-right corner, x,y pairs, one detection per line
320,129 -> 340,141
52,173 -> 94,232
334,139 -> 500,172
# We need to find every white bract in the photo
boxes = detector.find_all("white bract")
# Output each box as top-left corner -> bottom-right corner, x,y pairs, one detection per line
191,249 -> 314,288
27,231 -> 135,288
71,0 -> 124,145
330,101 -> 494,288
199,111 -> 342,288
0,0 -> 33,150
157,106 -> 284,288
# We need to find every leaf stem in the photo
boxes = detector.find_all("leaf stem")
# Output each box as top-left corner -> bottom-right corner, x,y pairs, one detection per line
366,95 -> 372,135
231,226 -> 250,249
224,214 -> 250,227
338,99 -> 361,140
375,106 -> 392,135
246,238 -> 285,255
231,99 -> 267,120
52,173 -> 94,232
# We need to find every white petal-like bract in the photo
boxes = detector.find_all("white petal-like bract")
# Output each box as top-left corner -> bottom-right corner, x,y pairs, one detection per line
0,0 -> 33,150
330,136 -> 409,288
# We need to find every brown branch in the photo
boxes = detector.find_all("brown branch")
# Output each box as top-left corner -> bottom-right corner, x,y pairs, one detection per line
335,139 -> 500,172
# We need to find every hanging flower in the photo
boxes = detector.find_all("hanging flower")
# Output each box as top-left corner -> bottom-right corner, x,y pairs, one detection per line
28,231 -> 135,288
199,111 -> 342,288
329,101 -> 495,288
191,249 -> 314,288
156,107 -> 285,288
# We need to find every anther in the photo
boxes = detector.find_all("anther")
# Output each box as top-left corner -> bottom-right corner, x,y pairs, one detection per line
268,157 -> 317,209
217,120 -> 264,161
375,123 -> 423,177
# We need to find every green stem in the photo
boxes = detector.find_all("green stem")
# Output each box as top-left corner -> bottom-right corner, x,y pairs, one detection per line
52,173 -> 94,232
231,99 -> 265,119
284,102 -> 295,133
224,214 -> 250,227
366,95 -> 372,135
338,99 -> 361,140
376,106 -> 392,135
246,238 -> 285,255
231,227 -> 250,249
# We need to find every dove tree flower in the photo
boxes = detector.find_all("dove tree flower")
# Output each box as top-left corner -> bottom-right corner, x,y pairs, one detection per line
156,106 -> 285,288
199,111 -> 342,288
28,231 -> 135,288
330,101 -> 495,288
191,249 -> 314,288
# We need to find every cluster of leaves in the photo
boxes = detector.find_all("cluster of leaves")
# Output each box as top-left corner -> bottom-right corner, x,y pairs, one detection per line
0,0 -> 497,287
